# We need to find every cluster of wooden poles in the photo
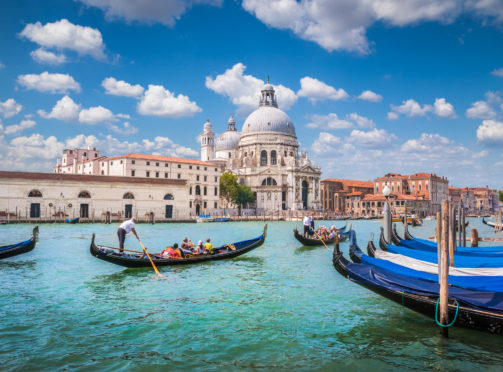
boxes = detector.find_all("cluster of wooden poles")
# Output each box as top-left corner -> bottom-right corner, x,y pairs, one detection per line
495,209 -> 503,233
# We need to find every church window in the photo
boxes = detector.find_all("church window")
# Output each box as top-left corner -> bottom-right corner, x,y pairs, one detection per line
190,187 -> 192,195
271,150 -> 277,165
204,186 -> 207,195
164,194 -> 174,200
229,152 -> 231,158
214,187 -> 218,196
289,152 -> 293,156
195,185 -> 201,195
284,151 -> 287,156
261,177 -> 277,186
123,192 -> 134,199
204,201 -> 207,208
204,176 -> 207,182
78,191 -> 91,198
28,190 -> 42,197
244,152 -> 247,157
260,150 -> 267,166
214,202 -> 217,208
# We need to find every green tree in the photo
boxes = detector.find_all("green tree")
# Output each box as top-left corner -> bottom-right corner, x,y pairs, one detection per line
219,172 -> 255,214
499,190 -> 503,202
235,184 -> 256,214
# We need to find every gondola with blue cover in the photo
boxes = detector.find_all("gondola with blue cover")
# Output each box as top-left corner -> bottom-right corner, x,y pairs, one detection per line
90,225 -> 267,268
0,226 -> 39,260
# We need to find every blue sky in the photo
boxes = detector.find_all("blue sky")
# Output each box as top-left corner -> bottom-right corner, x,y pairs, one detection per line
0,0 -> 502,188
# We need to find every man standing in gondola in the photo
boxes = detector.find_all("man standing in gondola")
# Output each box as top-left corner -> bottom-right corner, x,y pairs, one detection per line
310,212 -> 315,236
303,214 -> 311,238
117,217 -> 139,253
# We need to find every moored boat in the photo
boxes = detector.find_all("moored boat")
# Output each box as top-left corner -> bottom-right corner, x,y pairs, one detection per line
90,225 -> 267,268
65,217 -> 79,224
196,214 -> 214,223
0,226 -> 39,260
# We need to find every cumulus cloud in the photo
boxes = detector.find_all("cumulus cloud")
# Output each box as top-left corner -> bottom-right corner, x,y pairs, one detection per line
0,61 -> 4,69
205,63 -> 297,114
102,77 -> 144,97
349,128 -> 397,149
297,77 -> 348,103
306,112 -> 375,130
476,119 -> 503,147
38,96 -> 81,122
466,100 -> 496,119
401,133 -> 470,161
19,19 -> 106,60
433,98 -> 457,118
109,121 -> 138,135
1,119 -> 36,135
358,90 -> 383,102
492,68 -> 503,77
137,84 -> 202,118
388,99 -> 433,119
79,106 -> 115,124
472,150 -> 488,158
311,132 -> 354,155
78,0 -> 222,26
0,98 -> 22,118
30,48 -> 67,65
17,72 -> 81,94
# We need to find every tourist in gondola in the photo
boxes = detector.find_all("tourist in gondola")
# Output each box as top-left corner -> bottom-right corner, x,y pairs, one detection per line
303,214 -> 311,237
195,240 -> 205,255
161,244 -> 182,259
204,238 -> 213,254
117,217 -> 139,254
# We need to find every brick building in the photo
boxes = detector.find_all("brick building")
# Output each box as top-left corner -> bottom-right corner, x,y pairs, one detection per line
320,178 -> 374,214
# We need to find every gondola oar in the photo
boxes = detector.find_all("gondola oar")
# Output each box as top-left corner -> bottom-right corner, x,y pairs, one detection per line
313,231 -> 330,251
137,237 -> 164,278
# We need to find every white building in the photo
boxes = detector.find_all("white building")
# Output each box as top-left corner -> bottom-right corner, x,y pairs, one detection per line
201,82 -> 322,212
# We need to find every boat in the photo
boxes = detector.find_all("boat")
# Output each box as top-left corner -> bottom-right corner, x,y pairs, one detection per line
293,224 -> 349,246
332,238 -> 503,335
90,225 -> 267,268
0,226 -> 39,260
213,217 -> 230,222
65,217 -> 79,224
482,217 -> 501,228
196,214 -> 214,223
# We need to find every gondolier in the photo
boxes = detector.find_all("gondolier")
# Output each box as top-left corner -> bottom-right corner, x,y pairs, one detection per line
303,214 -> 311,237
117,217 -> 139,253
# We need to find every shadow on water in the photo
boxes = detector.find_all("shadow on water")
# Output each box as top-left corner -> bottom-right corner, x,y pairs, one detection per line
294,245 -> 322,254
0,259 -> 37,270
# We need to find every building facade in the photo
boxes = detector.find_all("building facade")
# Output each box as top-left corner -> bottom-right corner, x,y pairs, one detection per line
320,178 -> 374,213
201,83 -> 322,212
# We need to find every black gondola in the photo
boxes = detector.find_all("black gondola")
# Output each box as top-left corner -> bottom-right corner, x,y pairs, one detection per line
293,227 -> 349,246
65,217 -> 79,224
332,238 -> 503,335
482,218 -> 496,228
90,225 -> 267,268
0,226 -> 39,260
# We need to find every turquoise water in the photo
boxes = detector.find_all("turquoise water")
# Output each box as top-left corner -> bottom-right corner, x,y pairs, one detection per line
1,219 -> 502,371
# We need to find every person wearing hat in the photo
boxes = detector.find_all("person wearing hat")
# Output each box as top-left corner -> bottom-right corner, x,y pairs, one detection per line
117,217 -> 139,253
195,240 -> 205,255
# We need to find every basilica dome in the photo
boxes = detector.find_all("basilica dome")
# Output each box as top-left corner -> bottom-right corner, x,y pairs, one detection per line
216,114 -> 240,151
241,83 -> 296,137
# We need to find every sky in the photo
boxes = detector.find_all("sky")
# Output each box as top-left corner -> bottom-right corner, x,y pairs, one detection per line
0,0 -> 502,188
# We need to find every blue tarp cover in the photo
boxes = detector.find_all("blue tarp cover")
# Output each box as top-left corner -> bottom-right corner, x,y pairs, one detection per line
400,236 -> 503,254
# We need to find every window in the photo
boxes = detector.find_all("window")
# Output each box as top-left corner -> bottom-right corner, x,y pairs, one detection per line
110,161 -> 113,165
28,190 -> 42,197
197,166 -> 200,170
177,174 -> 181,179
195,185 -> 201,195
84,152 -> 87,156
178,164 -> 181,168
146,161 -> 150,165
204,186 -> 207,195
271,150 -> 277,165
260,150 -> 267,166
101,171 -> 104,175
95,153 -> 97,158
261,177 -> 277,186
204,201 -> 207,208
204,176 -> 207,182
214,187 -> 217,196
204,167 -> 207,171
189,165 -> 192,169
156,172 -> 159,178
229,152 -> 231,158
289,152 -> 293,156
78,191 -> 91,198
214,177 -> 217,182
120,160 -> 123,164
131,170 -> 135,177
156,162 -> 159,166
165,172 -> 168,178
146,171 -> 150,177
284,151 -> 287,156
132,160 -> 135,164
123,192 -> 134,199
190,187 -> 193,195
214,202 -> 217,208
165,163 -> 168,167
164,194 -> 174,200
215,168 -> 217,171
190,201 -> 192,208
197,175 -> 200,181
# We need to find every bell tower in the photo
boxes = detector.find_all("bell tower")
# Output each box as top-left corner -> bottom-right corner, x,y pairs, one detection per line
200,119 -> 215,161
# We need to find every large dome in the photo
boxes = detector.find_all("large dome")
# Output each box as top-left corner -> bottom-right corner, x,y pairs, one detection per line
241,106 -> 296,136
216,130 -> 240,151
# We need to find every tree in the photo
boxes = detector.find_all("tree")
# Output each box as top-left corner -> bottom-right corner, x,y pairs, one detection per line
499,190 -> 503,202
219,172 -> 255,214
236,184 -> 256,214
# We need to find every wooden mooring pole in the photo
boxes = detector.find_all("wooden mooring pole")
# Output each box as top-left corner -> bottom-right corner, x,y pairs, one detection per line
448,203 -> 455,267
471,228 -> 479,247
440,200 -> 450,337
436,211 -> 442,284
461,207 -> 466,247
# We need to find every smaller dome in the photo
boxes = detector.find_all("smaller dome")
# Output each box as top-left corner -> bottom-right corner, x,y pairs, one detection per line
203,119 -> 212,132
216,130 -> 240,151
262,83 -> 274,91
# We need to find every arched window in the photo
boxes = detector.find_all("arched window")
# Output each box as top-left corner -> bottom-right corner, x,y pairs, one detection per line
123,192 -> 134,199
260,150 -> 267,166
78,191 -> 91,198
28,190 -> 42,197
204,186 -> 207,196
164,193 -> 174,200
261,177 -> 277,186
270,150 -> 277,165
195,185 -> 201,195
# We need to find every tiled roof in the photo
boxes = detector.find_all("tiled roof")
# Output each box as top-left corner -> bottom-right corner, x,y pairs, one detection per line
346,191 -> 363,196
321,178 -> 373,188
105,153 -> 217,166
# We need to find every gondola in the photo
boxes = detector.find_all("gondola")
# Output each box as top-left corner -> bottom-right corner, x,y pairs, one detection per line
293,227 -> 349,246
332,235 -> 503,334
90,225 -> 267,268
0,226 -> 39,260
65,217 -> 79,224
483,218 -> 497,228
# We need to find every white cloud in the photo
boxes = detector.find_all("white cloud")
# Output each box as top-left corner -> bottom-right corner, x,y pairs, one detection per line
19,19 -> 106,60
401,133 -> 470,161
102,77 -> 144,97
306,113 -> 353,130
78,0 -> 222,26
388,99 -> 433,119
433,98 -> 457,118
472,150 -> 488,158
467,0 -> 503,24
17,72 -> 81,94
38,96 -> 81,122
0,98 -> 22,118
476,119 -> 503,147
109,121 -> 138,135
30,48 -> 67,65
205,63 -> 297,114
1,120 -> 36,135
311,132 -> 351,155
0,61 -> 5,69
297,77 -> 348,103
492,68 -> 503,77
358,90 -> 383,102
79,106 -> 115,124
349,128 -> 397,149
466,100 -> 496,119
347,112 -> 376,128
138,84 -> 202,118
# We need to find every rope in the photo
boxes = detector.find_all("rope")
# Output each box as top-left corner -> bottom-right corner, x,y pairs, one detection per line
401,291 -> 404,307
435,298 -> 459,328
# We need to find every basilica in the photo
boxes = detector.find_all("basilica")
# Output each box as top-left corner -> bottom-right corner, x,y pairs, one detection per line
200,82 -> 322,212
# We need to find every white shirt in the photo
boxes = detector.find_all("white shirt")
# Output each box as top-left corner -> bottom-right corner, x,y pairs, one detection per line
303,216 -> 311,226
119,219 -> 135,233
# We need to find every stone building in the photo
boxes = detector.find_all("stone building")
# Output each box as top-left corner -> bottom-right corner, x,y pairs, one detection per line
320,178 -> 374,213
201,82 -> 322,212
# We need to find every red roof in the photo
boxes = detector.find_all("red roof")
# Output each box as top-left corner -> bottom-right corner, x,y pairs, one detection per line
346,191 -> 363,196
105,153 -> 217,166
321,178 -> 373,188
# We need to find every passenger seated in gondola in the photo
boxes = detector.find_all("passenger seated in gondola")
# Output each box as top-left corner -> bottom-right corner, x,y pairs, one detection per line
204,238 -> 213,254
181,238 -> 194,254
161,244 -> 182,259
194,240 -> 205,255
